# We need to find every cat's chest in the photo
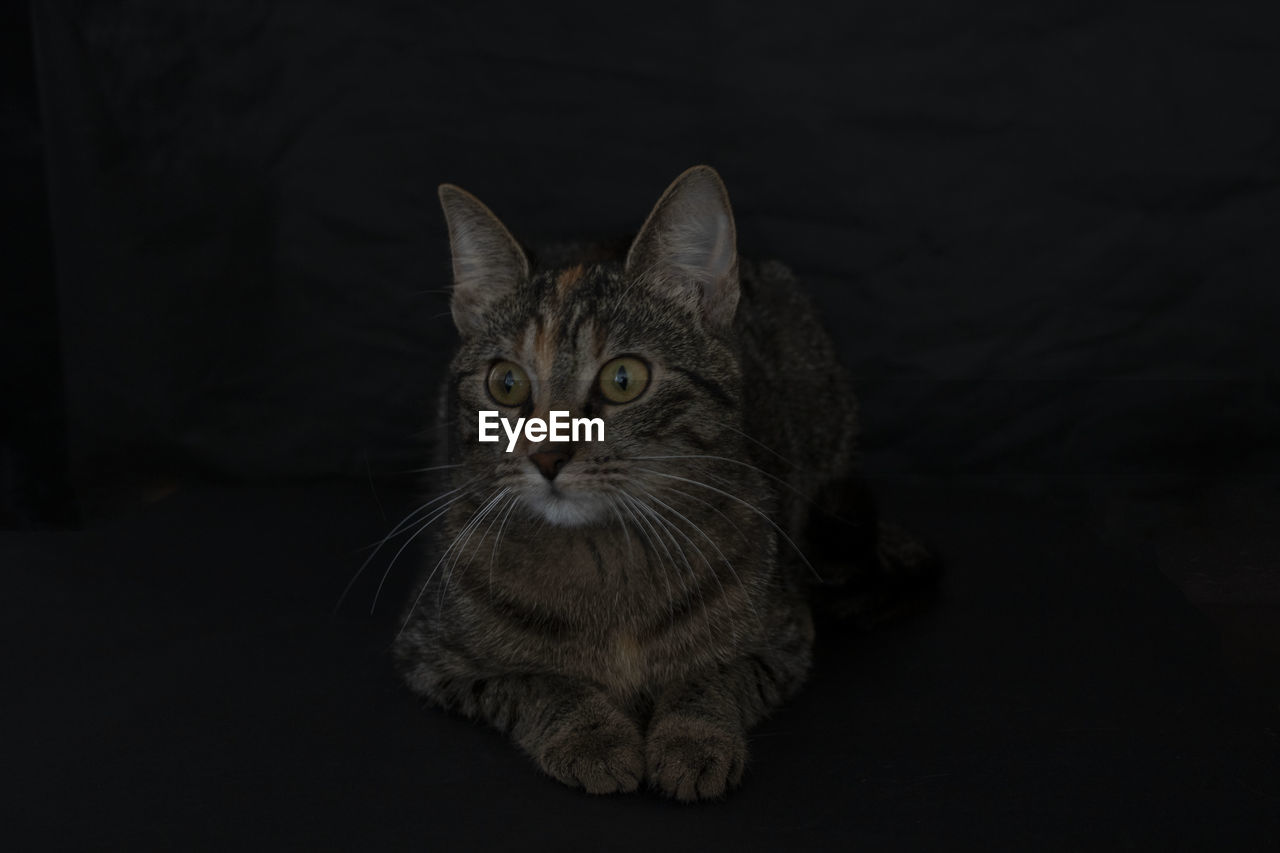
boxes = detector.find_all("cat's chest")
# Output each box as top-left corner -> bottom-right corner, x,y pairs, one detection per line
592,623 -> 736,697
458,520 -> 745,690
485,525 -> 663,612
603,630 -> 650,693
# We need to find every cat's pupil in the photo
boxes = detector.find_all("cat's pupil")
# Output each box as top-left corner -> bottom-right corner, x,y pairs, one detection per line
503,370 -> 515,393
615,365 -> 629,390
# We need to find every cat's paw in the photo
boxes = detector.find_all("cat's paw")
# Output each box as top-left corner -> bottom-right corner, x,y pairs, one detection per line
532,709 -> 645,795
646,715 -> 747,801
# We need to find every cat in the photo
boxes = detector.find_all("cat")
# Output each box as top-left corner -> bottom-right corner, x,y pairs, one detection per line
393,166 -> 937,801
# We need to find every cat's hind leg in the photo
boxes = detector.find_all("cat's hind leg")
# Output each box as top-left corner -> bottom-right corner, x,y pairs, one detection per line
805,475 -> 942,628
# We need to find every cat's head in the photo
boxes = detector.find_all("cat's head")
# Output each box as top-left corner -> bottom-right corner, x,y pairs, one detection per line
439,166 -> 747,527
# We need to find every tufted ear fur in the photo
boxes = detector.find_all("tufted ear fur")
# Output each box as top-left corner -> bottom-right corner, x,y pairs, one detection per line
625,165 -> 740,328
438,184 -> 529,336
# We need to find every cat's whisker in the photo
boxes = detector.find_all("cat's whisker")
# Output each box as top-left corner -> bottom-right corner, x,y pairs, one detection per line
716,423 -> 809,472
487,492 -> 522,597
436,487 -> 511,609
369,490 -> 477,614
654,483 -> 751,544
627,493 -> 707,617
630,494 -> 710,615
382,477 -> 484,541
637,487 -> 762,629
604,499 -> 637,613
618,494 -> 678,626
636,468 -> 825,583
629,491 -> 704,574
396,486 -> 507,639
334,476 -> 481,614
405,462 -> 465,474
633,454 -> 812,504
652,482 -> 768,626
440,487 -> 512,607
605,498 -> 635,563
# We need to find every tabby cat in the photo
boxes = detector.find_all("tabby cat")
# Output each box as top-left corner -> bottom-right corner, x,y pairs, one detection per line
393,166 -> 935,801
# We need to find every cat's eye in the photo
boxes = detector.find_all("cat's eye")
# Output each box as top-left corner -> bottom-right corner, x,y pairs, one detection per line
598,356 -> 650,404
487,361 -> 531,407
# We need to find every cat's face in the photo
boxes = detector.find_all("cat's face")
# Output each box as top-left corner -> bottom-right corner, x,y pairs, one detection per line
449,261 -> 739,526
440,167 -> 744,528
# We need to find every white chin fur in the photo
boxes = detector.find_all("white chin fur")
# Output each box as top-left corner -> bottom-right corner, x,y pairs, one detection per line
522,480 -> 607,527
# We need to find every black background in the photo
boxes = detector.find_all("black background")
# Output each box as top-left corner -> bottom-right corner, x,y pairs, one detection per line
6,1 -> 1279,848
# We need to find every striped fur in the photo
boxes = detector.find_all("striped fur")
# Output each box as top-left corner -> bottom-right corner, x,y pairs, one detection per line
396,167 -> 884,801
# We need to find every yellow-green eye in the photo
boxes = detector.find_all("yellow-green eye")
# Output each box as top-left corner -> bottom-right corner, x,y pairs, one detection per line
598,356 -> 650,404
487,361 -> 531,406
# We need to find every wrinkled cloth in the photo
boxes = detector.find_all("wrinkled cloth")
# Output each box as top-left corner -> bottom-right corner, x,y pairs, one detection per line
34,1 -> 1280,484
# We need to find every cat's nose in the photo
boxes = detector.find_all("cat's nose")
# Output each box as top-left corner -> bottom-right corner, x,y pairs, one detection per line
528,448 -> 571,480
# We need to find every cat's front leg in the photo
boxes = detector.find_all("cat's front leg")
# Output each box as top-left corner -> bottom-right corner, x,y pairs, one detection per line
645,679 -> 748,802
646,612 -> 813,801
462,673 -> 645,795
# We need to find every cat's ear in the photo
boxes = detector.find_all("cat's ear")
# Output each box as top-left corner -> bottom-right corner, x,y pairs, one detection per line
438,184 -> 530,336
625,165 -> 740,328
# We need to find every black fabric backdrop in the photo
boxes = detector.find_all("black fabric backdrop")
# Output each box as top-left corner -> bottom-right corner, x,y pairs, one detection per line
32,0 -> 1280,489
10,0 -> 1280,848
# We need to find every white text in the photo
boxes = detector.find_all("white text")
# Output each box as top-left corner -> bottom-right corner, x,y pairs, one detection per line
478,410 -> 604,452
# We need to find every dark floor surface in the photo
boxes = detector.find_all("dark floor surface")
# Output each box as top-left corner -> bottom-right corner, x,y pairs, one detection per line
6,476 -> 1278,850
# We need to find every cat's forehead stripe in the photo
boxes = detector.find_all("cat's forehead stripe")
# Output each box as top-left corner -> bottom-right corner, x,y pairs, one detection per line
509,266 -> 627,387
589,318 -> 605,360
519,320 -> 537,360
565,306 -> 606,362
532,314 -> 561,386
555,263 -> 586,298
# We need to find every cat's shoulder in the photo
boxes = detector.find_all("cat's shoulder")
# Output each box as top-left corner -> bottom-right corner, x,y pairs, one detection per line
737,256 -> 818,315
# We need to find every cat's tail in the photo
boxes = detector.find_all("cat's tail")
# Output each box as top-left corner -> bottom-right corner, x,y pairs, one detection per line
804,476 -> 943,630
